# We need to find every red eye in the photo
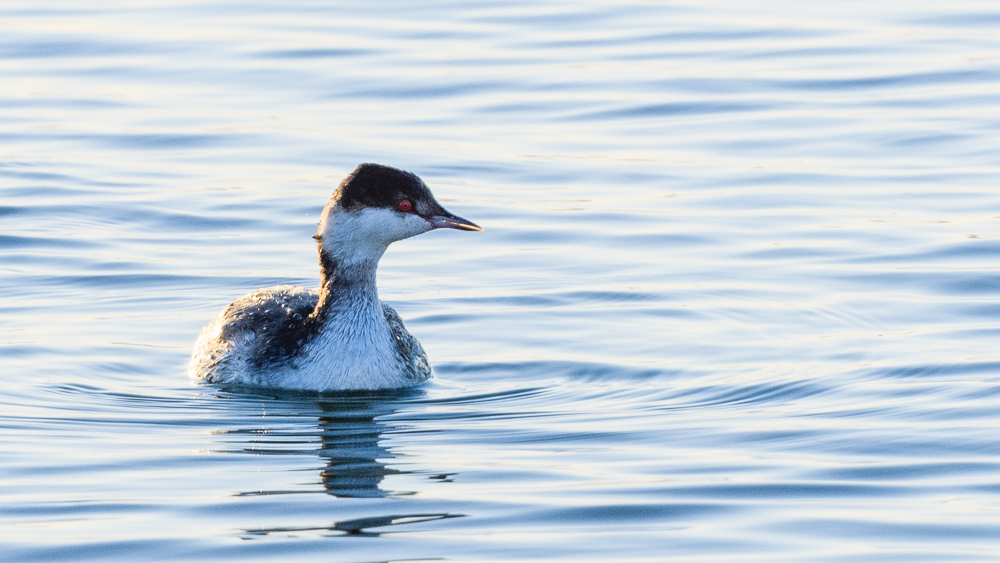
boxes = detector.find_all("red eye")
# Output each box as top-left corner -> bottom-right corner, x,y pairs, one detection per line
398,200 -> 412,212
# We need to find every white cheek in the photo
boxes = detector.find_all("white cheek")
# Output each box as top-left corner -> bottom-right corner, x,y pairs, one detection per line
349,207 -> 432,242
320,207 -> 432,260
393,212 -> 435,240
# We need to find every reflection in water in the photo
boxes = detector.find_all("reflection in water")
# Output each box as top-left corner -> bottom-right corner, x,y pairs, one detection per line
245,513 -> 463,538
222,390 -> 464,538
315,396 -> 406,498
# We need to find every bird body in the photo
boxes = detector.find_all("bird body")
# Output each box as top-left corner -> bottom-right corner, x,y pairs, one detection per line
189,164 -> 480,391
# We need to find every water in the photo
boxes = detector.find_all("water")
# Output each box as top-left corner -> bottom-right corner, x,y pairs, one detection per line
2,1 -> 999,560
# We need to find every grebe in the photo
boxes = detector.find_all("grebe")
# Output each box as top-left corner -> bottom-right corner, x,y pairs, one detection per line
189,163 -> 482,391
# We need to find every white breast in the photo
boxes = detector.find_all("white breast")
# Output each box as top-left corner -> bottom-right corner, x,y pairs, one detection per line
249,290 -> 413,391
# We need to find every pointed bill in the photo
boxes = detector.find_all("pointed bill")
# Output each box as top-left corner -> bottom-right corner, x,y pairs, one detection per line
426,213 -> 483,232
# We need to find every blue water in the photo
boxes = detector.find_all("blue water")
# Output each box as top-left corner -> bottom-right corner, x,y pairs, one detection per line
2,1 -> 999,561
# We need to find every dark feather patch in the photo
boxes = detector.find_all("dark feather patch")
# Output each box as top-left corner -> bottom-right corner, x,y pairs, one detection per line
248,253 -> 345,369
212,286 -> 321,372
334,163 -> 447,216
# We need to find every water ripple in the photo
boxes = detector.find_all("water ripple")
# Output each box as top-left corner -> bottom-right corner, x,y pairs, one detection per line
1,1 -> 999,561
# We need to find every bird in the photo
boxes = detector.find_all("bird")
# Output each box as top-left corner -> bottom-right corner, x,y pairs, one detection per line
188,163 -> 482,391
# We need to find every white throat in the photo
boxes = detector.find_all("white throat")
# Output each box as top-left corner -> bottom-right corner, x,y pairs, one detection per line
316,205 -> 433,268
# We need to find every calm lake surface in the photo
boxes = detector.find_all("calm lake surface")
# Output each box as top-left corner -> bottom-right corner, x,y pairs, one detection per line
2,1 -> 999,561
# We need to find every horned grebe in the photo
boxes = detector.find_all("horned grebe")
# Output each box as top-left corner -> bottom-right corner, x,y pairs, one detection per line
189,163 -> 482,391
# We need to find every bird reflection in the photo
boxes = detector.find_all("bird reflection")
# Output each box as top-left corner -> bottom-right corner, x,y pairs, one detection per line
314,395 -> 405,498
222,388 -> 464,539
222,388 -> 441,498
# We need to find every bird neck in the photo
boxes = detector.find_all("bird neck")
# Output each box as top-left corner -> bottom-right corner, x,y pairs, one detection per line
312,248 -> 382,322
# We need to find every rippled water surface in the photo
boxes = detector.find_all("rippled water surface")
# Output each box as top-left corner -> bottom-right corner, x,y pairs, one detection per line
2,1 -> 1000,561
